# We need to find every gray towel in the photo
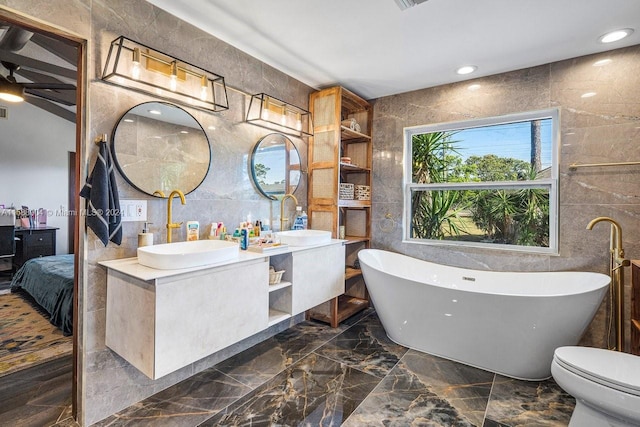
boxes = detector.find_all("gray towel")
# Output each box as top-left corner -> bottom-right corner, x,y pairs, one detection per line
80,141 -> 122,246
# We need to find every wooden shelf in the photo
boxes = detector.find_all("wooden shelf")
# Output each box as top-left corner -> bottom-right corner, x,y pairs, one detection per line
338,200 -> 371,208
344,236 -> 370,245
340,126 -> 371,142
339,162 -> 370,173
631,261 -> 640,355
309,295 -> 369,326
345,267 -> 362,280
309,86 -> 372,328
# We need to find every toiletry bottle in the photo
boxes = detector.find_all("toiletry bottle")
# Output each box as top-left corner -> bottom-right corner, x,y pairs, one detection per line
240,228 -> 248,250
138,222 -> 153,247
293,206 -> 304,230
209,222 -> 218,239
301,210 -> 308,230
254,220 -> 261,237
186,221 -> 199,241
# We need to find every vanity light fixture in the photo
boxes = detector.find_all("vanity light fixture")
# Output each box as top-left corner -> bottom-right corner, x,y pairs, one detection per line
102,36 -> 229,113
246,93 -> 313,137
456,65 -> 477,75
598,28 -> 633,43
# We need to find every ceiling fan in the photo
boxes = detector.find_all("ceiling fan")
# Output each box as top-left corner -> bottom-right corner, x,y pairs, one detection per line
0,61 -> 76,104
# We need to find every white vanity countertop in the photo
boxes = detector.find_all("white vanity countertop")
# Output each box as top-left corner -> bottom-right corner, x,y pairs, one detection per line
99,239 -> 344,282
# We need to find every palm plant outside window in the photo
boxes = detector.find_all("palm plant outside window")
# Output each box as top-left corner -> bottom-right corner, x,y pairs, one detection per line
403,109 -> 559,254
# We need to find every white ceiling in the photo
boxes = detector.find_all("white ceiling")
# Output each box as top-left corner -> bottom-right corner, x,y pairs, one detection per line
146,0 -> 640,100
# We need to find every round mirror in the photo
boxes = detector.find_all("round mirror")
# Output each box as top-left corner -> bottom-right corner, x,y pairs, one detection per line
250,133 -> 301,200
111,101 -> 211,196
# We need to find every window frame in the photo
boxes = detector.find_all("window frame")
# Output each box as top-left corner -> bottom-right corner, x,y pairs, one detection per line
402,108 -> 560,254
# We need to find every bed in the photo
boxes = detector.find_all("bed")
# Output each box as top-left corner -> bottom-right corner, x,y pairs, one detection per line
10,254 -> 74,336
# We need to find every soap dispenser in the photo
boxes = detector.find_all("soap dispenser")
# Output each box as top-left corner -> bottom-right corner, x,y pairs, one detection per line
138,222 -> 153,247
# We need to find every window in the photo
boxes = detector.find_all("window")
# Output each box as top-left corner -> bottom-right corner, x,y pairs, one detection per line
403,109 -> 559,254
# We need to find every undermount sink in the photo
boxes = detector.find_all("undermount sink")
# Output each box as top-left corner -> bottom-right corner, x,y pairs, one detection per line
277,229 -> 332,246
137,240 -> 239,270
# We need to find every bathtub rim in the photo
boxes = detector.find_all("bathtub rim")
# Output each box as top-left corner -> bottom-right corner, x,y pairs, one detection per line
358,248 -> 610,298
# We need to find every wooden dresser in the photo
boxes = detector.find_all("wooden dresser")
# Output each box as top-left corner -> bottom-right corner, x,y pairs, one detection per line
631,261 -> 640,355
14,226 -> 58,269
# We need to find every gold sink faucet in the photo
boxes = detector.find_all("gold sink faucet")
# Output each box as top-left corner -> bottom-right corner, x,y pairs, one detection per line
280,193 -> 298,231
156,189 -> 186,243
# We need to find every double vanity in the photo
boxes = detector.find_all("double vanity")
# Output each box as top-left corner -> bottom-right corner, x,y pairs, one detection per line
99,233 -> 344,380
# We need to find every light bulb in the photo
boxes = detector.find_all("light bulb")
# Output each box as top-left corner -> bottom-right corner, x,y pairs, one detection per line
131,48 -> 141,80
169,61 -> 178,92
296,113 -> 302,131
200,75 -> 208,101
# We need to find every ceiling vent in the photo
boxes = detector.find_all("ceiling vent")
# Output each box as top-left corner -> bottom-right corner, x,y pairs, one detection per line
394,0 -> 429,10
0,106 -> 7,119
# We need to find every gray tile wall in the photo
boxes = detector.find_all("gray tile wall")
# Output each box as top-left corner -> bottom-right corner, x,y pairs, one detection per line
370,44 -> 640,351
1,1 -> 311,425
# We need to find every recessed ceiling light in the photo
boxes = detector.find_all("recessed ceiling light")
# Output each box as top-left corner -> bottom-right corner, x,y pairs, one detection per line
180,130 -> 189,134
593,59 -> 612,67
581,92 -> 597,98
123,118 -> 134,123
467,84 -> 481,91
456,65 -> 477,75
598,28 -> 634,43
149,109 -> 162,115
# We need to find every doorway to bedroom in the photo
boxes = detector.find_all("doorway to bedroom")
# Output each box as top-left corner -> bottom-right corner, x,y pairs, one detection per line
0,10 -> 82,421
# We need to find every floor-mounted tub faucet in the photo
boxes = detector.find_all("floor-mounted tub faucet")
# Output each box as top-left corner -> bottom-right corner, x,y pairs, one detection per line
586,216 -> 630,351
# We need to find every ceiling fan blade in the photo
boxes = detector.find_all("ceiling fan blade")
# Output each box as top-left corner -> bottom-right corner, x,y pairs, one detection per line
25,87 -> 76,106
22,82 -> 76,90
24,95 -> 75,123
14,68 -> 75,90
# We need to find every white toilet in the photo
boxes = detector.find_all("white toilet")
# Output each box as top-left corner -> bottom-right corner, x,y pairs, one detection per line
551,346 -> 640,426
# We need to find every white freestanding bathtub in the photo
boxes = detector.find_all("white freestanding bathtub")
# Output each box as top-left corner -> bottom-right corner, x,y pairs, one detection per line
358,249 -> 610,380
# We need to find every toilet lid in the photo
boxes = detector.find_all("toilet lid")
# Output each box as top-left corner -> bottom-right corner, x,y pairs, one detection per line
554,346 -> 640,396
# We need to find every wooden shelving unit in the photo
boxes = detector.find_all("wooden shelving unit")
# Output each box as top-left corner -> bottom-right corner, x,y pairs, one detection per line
307,86 -> 372,327
632,261 -> 640,355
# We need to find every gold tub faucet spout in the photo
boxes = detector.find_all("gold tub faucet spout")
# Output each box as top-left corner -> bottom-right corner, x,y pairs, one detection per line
586,216 -> 629,352
280,193 -> 298,231
166,189 -> 186,243
586,216 -> 626,262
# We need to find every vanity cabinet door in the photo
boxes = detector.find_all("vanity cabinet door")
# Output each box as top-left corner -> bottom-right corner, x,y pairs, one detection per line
291,244 -> 345,315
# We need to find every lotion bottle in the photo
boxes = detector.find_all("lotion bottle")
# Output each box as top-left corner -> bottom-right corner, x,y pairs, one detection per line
186,221 -> 200,241
138,222 -> 153,247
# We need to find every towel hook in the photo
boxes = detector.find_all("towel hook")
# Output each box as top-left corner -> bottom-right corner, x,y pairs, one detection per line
94,133 -> 108,145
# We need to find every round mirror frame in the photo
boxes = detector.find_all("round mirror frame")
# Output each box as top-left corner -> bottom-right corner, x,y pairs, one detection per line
250,133 -> 301,200
111,101 -> 211,196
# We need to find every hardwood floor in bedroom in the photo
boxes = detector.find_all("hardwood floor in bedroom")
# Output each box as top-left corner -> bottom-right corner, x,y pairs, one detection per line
0,355 -> 73,426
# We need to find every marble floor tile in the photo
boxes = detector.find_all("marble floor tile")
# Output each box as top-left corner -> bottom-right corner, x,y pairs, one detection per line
93,368 -> 251,426
484,375 -> 574,426
200,353 -> 380,426
314,314 -> 408,378
343,350 -> 494,427
214,318 -> 352,389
